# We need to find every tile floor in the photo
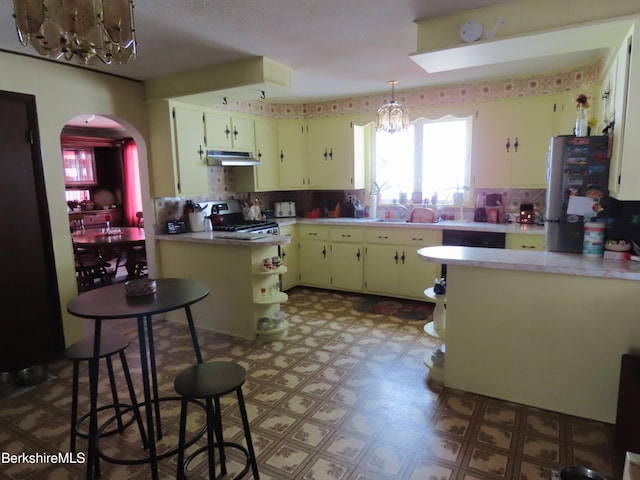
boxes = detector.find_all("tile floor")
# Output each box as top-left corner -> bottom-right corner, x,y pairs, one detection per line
0,287 -> 621,480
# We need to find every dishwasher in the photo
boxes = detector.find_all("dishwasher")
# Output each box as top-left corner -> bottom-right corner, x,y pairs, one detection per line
440,229 -> 506,277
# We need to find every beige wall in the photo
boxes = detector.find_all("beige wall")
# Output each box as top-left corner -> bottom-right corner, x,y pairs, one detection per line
0,52 -> 150,345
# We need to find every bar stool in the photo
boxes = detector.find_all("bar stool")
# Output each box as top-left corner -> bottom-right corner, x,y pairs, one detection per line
65,334 -> 147,455
174,361 -> 260,480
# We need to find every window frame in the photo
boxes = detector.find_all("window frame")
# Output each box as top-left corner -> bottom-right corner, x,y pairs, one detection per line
62,147 -> 97,186
372,114 -> 472,205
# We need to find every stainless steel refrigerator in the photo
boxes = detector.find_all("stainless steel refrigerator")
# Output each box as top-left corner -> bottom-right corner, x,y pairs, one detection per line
545,135 -> 610,253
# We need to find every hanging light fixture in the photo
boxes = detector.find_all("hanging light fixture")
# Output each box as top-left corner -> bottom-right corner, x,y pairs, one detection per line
376,80 -> 409,134
12,0 -> 137,65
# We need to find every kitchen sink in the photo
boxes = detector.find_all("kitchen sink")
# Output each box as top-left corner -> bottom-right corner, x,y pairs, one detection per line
374,218 -> 409,223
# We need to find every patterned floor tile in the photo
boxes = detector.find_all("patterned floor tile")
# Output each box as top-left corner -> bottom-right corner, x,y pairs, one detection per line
0,287 -> 621,480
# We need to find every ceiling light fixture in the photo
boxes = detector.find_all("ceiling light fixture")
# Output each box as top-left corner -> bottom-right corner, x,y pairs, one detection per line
376,80 -> 409,134
12,0 -> 137,65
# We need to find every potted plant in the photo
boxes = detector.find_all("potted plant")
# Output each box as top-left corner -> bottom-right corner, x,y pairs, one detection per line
371,180 -> 390,204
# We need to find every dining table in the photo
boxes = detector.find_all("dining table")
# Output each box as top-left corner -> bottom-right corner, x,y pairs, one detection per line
72,226 -> 146,280
66,278 -> 209,480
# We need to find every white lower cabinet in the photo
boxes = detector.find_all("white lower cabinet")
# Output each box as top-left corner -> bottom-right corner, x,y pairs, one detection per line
329,227 -> 364,291
298,225 -> 331,288
278,225 -> 299,290
364,227 -> 441,301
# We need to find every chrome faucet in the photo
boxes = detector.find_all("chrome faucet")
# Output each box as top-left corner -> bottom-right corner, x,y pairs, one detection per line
396,204 -> 411,219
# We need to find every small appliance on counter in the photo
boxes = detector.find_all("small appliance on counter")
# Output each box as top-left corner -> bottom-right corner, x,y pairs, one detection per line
274,202 -> 296,218
519,204 -> 535,224
473,193 -> 487,222
485,193 -> 503,223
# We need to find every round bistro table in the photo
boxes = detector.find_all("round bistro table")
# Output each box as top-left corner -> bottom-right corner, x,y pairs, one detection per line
67,278 -> 209,480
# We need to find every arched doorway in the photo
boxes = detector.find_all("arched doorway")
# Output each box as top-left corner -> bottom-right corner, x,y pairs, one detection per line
60,114 -> 152,284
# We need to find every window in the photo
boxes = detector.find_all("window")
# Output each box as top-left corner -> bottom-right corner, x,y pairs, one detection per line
63,147 -> 96,185
373,115 -> 471,204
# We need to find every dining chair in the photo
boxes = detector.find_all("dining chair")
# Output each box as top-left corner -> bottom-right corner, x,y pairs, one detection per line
73,241 -> 112,291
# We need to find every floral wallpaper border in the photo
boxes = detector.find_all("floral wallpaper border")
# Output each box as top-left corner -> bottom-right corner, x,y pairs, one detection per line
218,63 -> 600,120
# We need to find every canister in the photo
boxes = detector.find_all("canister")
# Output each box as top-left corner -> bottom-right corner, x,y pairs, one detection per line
583,222 -> 605,257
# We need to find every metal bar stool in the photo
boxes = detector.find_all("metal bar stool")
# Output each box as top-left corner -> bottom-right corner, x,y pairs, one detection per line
174,361 -> 260,480
65,334 -> 148,461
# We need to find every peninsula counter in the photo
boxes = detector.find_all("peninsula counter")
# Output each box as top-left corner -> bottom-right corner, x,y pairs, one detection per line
155,233 -> 291,340
417,246 -> 640,423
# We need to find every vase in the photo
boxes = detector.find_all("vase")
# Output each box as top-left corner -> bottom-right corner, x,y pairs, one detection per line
575,107 -> 589,137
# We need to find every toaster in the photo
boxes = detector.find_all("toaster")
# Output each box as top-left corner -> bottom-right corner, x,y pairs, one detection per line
274,202 -> 296,218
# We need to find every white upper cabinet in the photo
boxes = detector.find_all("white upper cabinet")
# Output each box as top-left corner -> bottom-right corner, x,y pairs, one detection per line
147,101 -> 208,196
472,97 -> 554,189
306,117 -> 363,190
204,111 -> 255,152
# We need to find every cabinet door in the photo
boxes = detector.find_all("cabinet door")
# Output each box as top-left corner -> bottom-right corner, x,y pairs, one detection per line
471,102 -> 511,188
173,106 -> 207,195
204,111 -> 233,150
277,121 -> 308,189
509,97 -> 554,188
472,98 -> 553,189
609,32 -> 632,198
307,117 -> 356,189
330,243 -> 363,291
279,225 -> 299,290
254,119 -> 279,191
299,240 -> 330,287
399,247 -> 438,300
506,233 -> 545,250
364,244 -> 400,296
231,116 -> 256,152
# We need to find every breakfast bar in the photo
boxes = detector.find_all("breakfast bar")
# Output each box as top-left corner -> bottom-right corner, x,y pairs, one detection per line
418,246 -> 640,423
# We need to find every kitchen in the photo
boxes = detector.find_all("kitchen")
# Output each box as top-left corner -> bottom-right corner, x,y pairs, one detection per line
3,0 -> 640,478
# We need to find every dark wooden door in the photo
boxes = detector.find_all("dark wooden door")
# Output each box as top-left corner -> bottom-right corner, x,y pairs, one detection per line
0,90 -> 64,370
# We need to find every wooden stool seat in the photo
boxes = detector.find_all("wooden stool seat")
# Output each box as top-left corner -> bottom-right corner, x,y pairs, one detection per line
174,362 -> 259,480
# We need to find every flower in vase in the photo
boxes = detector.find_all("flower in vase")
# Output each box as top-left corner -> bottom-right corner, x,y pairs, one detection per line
575,94 -> 589,109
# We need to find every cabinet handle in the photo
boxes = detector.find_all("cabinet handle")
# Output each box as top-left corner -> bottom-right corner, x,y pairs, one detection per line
308,232 -> 317,236
258,149 -> 262,160
505,137 -> 511,152
281,249 -> 286,258
521,245 -> 535,249
377,235 -> 389,239
233,126 -> 239,139
323,148 -> 328,160
514,137 -> 519,152
329,148 -> 333,160
280,150 -> 284,162
341,234 -> 351,238
322,246 -> 326,258
412,237 -> 423,241
401,251 -> 406,264
356,248 -> 361,261
224,125 -> 231,139
197,145 -> 204,158
394,251 -> 399,264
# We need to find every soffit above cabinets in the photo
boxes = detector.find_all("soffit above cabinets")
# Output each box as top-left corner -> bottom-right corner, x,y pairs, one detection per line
144,56 -> 292,106
410,16 -> 634,75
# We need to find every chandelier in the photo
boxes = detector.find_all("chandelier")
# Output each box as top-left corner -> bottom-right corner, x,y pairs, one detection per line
376,80 -> 409,134
12,0 -> 137,65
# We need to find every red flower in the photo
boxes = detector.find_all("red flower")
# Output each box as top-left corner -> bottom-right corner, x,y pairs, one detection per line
576,94 -> 589,109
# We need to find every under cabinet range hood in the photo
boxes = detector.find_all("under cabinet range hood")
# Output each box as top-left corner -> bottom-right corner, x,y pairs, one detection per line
206,149 -> 260,166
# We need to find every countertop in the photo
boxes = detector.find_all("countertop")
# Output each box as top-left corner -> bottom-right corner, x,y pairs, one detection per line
275,217 -> 545,235
155,231 -> 291,247
417,245 -> 640,281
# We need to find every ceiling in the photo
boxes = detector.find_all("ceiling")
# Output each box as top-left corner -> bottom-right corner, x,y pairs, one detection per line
0,0 -> 588,106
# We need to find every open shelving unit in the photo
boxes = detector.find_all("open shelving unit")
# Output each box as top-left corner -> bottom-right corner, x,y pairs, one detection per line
423,286 -> 446,384
253,265 -> 289,341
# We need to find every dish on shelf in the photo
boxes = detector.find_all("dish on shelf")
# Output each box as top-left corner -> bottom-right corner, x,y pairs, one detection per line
93,189 -> 115,208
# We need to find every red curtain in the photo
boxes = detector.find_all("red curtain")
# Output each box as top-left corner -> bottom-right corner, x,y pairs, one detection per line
123,140 -> 142,226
